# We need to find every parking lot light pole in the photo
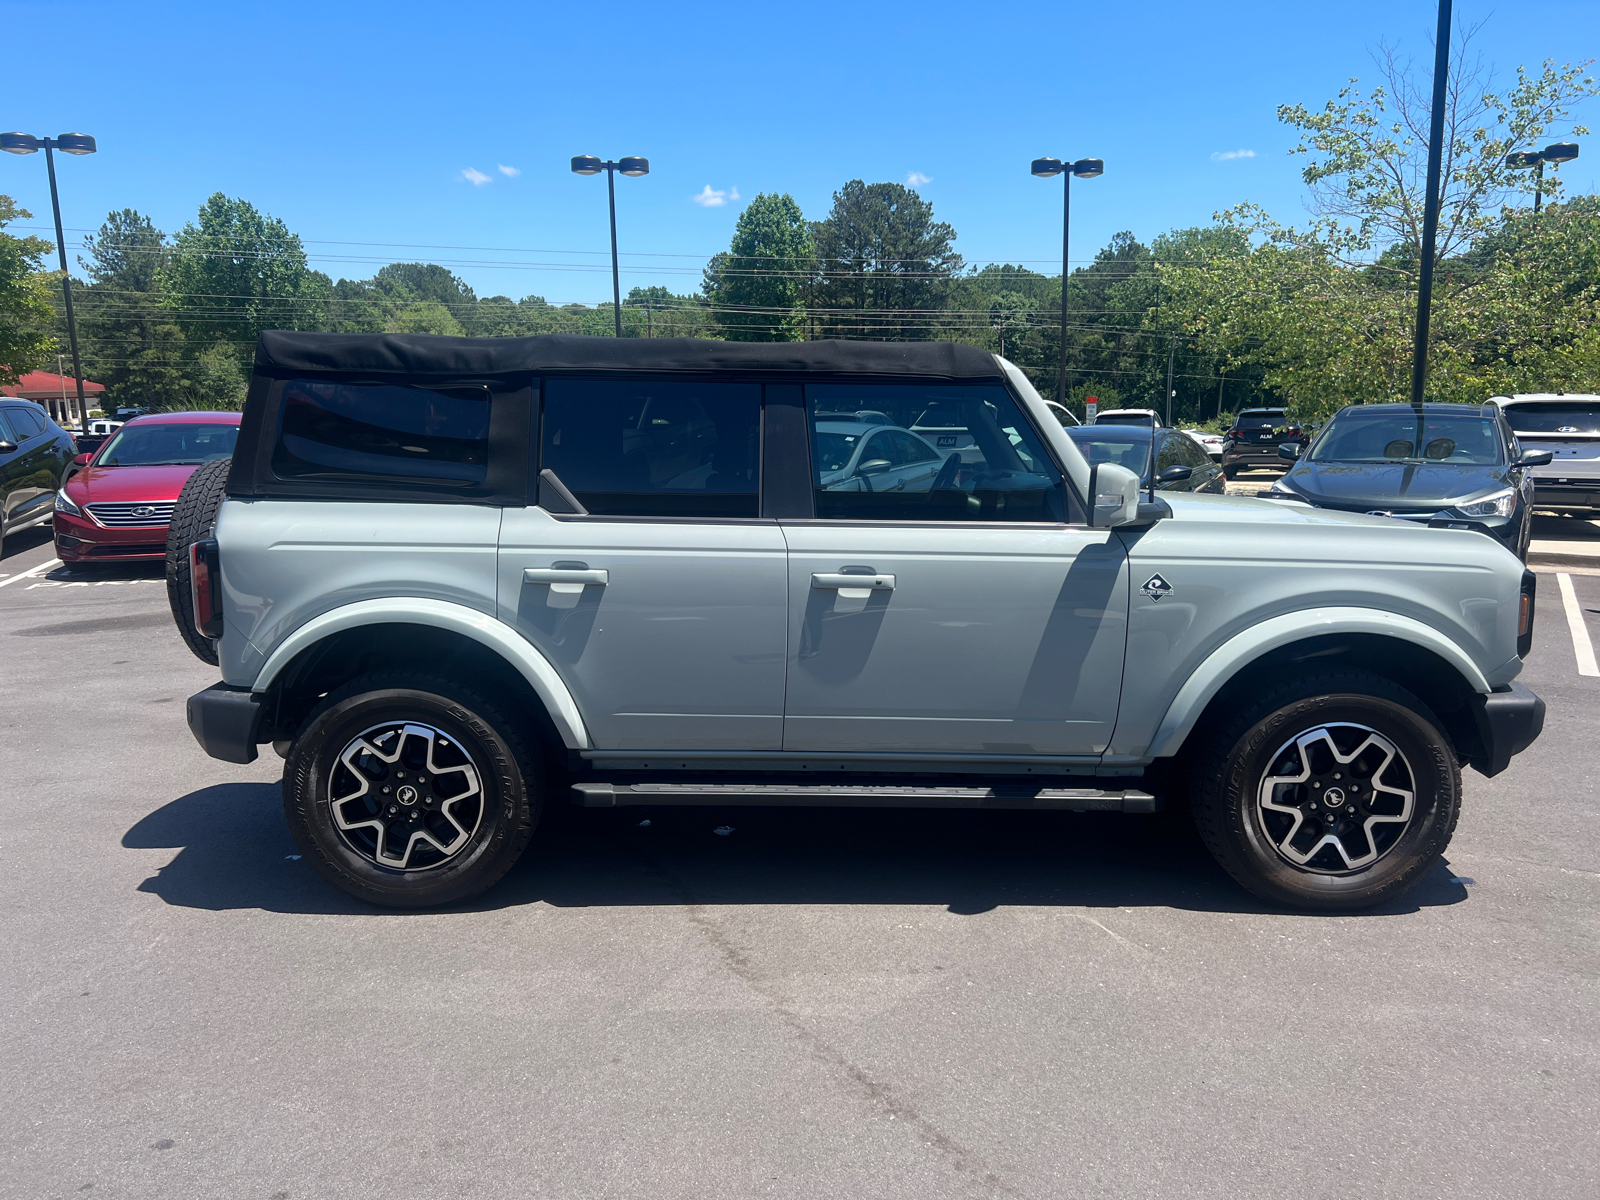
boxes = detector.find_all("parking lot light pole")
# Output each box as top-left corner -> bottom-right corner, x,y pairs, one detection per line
1409,0 -> 1452,412
1506,142 -> 1580,213
1031,156 -> 1104,408
571,155 -> 650,338
2,131 -> 97,428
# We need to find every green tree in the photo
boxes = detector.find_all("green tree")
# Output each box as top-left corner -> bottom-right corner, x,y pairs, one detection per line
160,193 -> 329,353
703,193 -> 814,341
0,196 -> 56,386
75,209 -> 190,408
1160,41 -> 1600,417
810,181 -> 962,340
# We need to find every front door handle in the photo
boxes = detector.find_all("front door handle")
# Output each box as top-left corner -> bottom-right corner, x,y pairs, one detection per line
812,573 -> 894,591
524,568 -> 609,585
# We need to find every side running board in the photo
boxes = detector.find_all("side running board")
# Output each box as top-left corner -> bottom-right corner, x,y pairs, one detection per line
571,781 -> 1158,813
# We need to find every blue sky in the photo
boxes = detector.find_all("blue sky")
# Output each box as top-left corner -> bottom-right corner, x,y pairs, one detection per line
3,0 -> 1597,303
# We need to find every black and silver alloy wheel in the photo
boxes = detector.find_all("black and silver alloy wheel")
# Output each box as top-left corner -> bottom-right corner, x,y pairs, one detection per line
1192,669 -> 1460,911
330,722 -> 485,871
1256,723 -> 1415,872
284,673 -> 540,908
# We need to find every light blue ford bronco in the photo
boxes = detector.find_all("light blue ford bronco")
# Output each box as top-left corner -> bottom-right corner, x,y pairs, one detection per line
171,332 -> 1544,911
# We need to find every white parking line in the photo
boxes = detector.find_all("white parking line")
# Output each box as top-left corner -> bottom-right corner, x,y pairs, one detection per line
0,558 -> 60,589
1556,572 -> 1600,677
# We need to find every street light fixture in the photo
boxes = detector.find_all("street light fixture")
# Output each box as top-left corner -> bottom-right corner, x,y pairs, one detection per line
1031,156 -> 1104,408
1505,141 -> 1580,213
571,154 -> 650,337
2,132 -> 97,428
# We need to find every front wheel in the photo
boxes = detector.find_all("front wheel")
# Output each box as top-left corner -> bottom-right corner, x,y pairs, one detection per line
284,673 -> 541,908
1191,669 -> 1460,911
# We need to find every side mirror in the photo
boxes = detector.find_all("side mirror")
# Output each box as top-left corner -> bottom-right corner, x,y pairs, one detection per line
1518,449 -> 1554,467
1278,443 -> 1303,461
1089,462 -> 1142,528
72,452 -> 92,466
857,458 -> 892,477
0,440 -> 16,455
1155,464 -> 1193,485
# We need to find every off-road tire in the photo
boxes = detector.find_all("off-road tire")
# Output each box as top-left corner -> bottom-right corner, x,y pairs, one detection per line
284,673 -> 541,908
1191,669 -> 1460,911
164,457 -> 231,665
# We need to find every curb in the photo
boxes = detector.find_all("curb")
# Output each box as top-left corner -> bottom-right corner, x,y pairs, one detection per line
1528,549 -> 1600,568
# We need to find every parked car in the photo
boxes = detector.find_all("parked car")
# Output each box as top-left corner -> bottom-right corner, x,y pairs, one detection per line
1222,408 -> 1306,478
814,420 -> 948,493
0,399 -> 75,544
1488,393 -> 1600,515
1093,407 -> 1164,427
1268,402 -> 1548,560
179,333 -> 1542,914
52,412 -> 241,564
1183,428 -> 1226,461
1065,425 -> 1226,493
1044,400 -> 1080,427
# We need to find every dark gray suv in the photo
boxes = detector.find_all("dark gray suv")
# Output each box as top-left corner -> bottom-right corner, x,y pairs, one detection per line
0,399 -> 74,544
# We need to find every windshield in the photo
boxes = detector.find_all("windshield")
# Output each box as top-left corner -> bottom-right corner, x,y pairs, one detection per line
1501,401 -> 1600,435
1309,411 -> 1503,465
96,422 -> 239,466
1066,427 -> 1152,476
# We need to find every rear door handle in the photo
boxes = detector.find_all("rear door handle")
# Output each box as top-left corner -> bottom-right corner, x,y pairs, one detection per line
811,573 -> 895,590
524,568 -> 609,585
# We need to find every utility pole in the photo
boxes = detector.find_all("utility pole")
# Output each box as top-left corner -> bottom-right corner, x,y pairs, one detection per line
1410,0 -> 1453,411
1165,335 -> 1178,426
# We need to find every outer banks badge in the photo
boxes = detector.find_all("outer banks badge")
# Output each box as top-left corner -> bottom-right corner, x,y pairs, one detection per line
1140,574 -> 1173,601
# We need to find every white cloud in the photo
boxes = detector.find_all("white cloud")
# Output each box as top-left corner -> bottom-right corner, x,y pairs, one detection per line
906,171 -> 932,186
729,186 -> 741,201
461,167 -> 493,186
497,163 -> 520,178
1211,149 -> 1256,162
693,184 -> 731,207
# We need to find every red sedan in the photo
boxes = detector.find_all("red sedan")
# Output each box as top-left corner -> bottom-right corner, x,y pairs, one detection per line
53,412 -> 241,564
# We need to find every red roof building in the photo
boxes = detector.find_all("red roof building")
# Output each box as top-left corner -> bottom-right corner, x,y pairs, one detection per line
0,370 -> 104,428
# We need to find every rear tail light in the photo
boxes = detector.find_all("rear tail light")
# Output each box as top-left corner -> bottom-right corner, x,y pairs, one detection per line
1518,570 -> 1536,658
190,539 -> 223,639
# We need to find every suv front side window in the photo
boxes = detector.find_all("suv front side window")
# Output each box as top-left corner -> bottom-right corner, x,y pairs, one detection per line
541,379 -> 760,518
807,384 -> 1065,522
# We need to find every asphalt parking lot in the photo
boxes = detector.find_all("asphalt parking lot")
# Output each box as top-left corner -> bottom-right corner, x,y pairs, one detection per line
2,523 -> 1597,1200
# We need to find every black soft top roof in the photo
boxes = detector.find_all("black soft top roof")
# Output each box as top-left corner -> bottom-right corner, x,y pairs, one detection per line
254,330 -> 1004,380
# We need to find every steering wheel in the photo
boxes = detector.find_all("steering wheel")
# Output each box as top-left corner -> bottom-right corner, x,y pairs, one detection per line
931,454 -> 963,490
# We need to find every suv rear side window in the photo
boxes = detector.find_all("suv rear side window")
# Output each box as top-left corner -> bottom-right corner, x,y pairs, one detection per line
807,383 -> 1065,522
273,379 -> 491,488
541,379 -> 760,518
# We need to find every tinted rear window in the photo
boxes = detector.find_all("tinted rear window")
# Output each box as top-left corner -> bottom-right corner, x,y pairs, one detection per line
541,379 -> 760,518
273,379 -> 491,488
1502,402 -> 1600,435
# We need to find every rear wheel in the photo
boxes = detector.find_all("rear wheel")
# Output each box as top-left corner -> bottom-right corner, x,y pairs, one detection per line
1191,669 -> 1459,911
284,673 -> 541,908
164,458 -> 231,664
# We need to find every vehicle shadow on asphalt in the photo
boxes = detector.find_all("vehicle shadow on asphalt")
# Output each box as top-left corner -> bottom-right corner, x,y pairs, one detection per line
0,525 -> 53,563
124,784 -> 1471,919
